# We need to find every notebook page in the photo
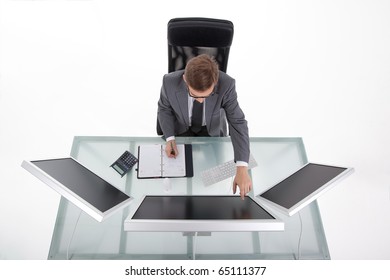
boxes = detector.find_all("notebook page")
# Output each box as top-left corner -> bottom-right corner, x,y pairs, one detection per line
161,144 -> 186,177
138,145 -> 163,178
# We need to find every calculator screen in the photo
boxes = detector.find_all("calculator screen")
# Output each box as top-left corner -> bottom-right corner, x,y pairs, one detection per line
112,164 -> 125,174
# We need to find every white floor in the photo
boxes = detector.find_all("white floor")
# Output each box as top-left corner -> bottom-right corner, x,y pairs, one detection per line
1,0 -> 390,260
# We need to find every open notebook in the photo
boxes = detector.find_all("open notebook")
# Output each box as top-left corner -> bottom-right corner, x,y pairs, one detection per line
137,144 -> 193,178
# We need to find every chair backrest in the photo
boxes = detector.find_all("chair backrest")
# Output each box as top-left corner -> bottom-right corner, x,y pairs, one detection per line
157,17 -> 233,136
168,17 -> 234,73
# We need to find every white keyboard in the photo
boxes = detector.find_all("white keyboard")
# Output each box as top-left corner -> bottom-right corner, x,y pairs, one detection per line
201,154 -> 258,186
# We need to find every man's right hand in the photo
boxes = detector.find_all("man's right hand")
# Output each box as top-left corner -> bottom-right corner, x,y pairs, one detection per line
165,140 -> 178,158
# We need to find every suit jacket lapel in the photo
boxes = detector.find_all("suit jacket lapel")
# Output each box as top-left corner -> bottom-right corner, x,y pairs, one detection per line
174,80 -> 189,127
205,88 -> 219,129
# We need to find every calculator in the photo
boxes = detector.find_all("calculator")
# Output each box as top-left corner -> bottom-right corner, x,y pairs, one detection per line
110,151 -> 138,177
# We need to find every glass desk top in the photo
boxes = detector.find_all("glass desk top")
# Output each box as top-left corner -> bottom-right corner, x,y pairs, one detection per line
48,136 -> 330,260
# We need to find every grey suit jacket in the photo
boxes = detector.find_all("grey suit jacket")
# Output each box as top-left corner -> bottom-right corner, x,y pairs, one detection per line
157,70 -> 250,163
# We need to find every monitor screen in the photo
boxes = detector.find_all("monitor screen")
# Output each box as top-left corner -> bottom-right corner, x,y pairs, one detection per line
22,158 -> 133,222
133,195 -> 275,220
124,195 -> 284,232
257,163 -> 353,216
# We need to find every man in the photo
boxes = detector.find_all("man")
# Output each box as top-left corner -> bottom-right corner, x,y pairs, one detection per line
157,54 -> 251,199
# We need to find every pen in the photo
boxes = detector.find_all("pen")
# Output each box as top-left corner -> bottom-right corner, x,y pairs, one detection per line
170,141 -> 176,157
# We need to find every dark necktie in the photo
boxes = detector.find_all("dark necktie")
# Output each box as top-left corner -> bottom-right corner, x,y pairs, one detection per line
191,100 -> 203,133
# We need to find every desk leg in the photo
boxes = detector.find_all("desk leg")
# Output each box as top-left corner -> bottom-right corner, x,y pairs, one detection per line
186,172 -> 193,259
118,141 -> 136,257
248,169 -> 262,256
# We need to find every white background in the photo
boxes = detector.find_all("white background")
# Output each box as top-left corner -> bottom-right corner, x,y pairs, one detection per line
0,0 -> 389,260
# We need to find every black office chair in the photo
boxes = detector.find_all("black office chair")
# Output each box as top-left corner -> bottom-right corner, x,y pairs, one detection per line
157,17 -> 234,136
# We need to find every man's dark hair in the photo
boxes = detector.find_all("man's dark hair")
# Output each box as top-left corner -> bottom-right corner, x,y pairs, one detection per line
184,54 -> 219,91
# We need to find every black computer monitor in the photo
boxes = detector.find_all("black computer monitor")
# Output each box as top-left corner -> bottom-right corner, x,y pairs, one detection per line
22,157 -> 133,222
257,163 -> 354,216
124,195 -> 284,232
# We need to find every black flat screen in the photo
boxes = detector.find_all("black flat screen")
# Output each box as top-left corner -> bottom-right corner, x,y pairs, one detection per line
32,158 -> 130,212
259,163 -> 347,209
132,196 -> 275,220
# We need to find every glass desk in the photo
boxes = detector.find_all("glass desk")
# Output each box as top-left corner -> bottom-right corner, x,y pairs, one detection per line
48,136 -> 330,260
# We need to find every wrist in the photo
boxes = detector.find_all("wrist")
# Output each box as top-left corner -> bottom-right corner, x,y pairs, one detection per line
236,166 -> 248,173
